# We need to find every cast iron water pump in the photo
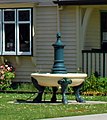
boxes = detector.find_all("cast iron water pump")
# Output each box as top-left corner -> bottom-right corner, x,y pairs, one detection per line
51,33 -> 67,74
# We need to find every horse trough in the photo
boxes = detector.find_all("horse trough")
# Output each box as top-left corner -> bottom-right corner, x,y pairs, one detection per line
31,33 -> 87,104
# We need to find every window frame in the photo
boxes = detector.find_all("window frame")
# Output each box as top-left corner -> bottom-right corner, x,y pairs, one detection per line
0,10 -> 2,55
17,8 -> 32,55
0,8 -> 32,56
2,9 -> 16,55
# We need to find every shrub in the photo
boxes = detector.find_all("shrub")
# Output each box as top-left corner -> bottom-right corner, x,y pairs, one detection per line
81,73 -> 107,94
0,60 -> 15,90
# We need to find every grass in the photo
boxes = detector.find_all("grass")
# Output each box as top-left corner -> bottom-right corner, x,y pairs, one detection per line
0,93 -> 107,120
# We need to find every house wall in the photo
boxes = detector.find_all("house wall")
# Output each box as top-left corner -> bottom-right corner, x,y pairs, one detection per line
0,3 -> 58,82
60,6 -> 77,72
35,6 -> 57,73
0,2 -> 78,82
35,6 -> 77,73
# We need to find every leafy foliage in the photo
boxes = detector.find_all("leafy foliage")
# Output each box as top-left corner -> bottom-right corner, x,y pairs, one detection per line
0,60 -> 15,90
81,73 -> 107,93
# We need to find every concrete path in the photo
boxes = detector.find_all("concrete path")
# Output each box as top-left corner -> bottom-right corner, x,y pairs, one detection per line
43,113 -> 107,120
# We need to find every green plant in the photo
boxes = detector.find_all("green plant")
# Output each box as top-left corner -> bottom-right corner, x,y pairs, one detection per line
81,73 -> 107,94
81,73 -> 98,92
0,60 -> 15,90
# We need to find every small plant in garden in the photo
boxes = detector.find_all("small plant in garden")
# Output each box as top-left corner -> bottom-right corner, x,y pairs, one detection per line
81,73 -> 98,92
81,73 -> 107,95
0,60 -> 15,90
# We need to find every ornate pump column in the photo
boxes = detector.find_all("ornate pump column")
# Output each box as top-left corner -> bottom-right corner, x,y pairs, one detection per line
51,33 -> 67,74
51,33 -> 72,104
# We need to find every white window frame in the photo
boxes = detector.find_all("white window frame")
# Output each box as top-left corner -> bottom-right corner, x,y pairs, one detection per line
2,9 -> 16,55
0,8 -> 32,56
17,9 -> 32,55
0,10 -> 2,55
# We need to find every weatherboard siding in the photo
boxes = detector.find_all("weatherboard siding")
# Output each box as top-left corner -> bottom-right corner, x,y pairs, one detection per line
60,6 -> 77,72
35,6 -> 57,73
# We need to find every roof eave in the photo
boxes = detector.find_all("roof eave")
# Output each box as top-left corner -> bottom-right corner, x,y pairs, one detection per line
0,0 -> 39,4
53,0 -> 107,6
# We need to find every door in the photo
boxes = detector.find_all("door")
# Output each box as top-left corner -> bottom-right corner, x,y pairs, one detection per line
101,12 -> 107,51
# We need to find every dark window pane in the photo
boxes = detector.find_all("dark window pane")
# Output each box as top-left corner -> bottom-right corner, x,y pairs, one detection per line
19,24 -> 30,52
19,10 -> 30,21
4,11 -> 15,21
101,13 -> 107,31
4,24 -> 15,51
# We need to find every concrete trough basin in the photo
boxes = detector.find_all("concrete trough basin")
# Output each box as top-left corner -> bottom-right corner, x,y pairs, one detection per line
31,73 -> 87,104
31,73 -> 87,87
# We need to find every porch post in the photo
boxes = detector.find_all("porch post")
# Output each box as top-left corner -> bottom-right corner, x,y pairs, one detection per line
76,6 -> 82,69
82,7 -> 93,48
77,7 -> 93,71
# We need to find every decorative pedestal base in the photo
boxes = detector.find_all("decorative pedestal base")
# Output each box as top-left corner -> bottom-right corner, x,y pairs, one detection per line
58,78 -> 72,104
73,83 -> 85,103
31,77 -> 45,103
31,77 -> 85,104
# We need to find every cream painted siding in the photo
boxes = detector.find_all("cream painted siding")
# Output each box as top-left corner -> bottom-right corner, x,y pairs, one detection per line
15,57 -> 35,82
0,56 -> 35,82
84,9 -> 100,50
35,6 -> 77,73
35,6 -> 57,72
60,6 -> 77,72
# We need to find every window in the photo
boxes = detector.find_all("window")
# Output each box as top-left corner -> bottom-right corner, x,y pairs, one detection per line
0,8 -> 32,55
101,12 -> 107,51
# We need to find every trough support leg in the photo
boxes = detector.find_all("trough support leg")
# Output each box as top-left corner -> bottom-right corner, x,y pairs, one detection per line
73,83 -> 85,103
58,78 -> 72,104
31,77 -> 45,103
51,87 -> 58,102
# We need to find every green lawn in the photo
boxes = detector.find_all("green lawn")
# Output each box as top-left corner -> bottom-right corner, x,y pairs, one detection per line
0,93 -> 107,120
